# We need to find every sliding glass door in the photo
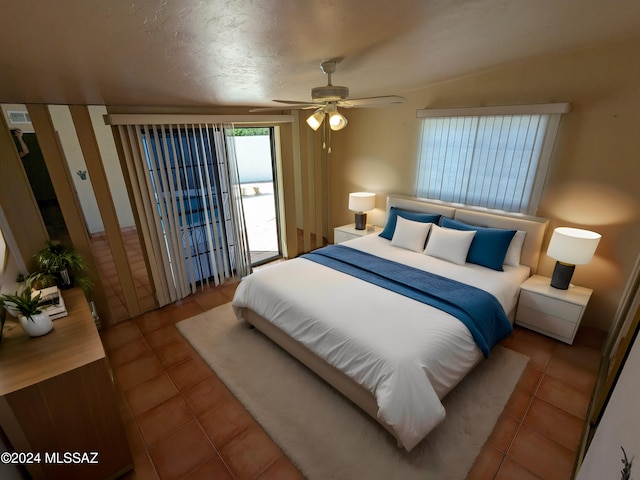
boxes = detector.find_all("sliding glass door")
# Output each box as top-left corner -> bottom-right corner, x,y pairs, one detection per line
233,127 -> 282,266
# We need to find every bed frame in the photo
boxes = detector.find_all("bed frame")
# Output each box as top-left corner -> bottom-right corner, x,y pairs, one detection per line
237,195 -> 549,446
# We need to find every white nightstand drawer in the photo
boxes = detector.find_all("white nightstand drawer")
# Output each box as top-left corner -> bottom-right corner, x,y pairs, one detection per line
516,305 -> 578,341
333,224 -> 382,244
519,290 -> 584,323
334,230 -> 358,244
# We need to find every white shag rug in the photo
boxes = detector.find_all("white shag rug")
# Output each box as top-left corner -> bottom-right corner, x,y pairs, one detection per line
177,303 -> 528,480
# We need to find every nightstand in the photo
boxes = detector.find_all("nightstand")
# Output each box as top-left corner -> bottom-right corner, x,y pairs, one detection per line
333,223 -> 382,243
516,274 -> 593,345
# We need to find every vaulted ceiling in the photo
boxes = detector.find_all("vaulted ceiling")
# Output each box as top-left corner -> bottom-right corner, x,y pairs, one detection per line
2,0 -> 640,107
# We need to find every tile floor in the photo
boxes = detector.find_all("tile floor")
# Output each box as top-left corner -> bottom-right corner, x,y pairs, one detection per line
100,281 -> 605,480
90,227 -> 281,325
90,228 -> 157,323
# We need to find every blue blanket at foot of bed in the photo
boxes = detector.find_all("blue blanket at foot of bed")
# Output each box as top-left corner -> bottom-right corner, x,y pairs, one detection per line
302,244 -> 512,357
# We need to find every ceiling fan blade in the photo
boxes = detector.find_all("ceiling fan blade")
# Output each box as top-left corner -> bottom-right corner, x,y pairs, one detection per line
272,99 -> 323,106
338,96 -> 405,108
249,104 -> 318,112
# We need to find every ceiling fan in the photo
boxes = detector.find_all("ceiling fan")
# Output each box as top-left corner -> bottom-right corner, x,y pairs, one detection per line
250,60 -> 404,131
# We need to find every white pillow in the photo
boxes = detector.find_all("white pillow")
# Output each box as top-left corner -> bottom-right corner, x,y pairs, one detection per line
424,224 -> 476,265
391,216 -> 433,252
504,230 -> 527,267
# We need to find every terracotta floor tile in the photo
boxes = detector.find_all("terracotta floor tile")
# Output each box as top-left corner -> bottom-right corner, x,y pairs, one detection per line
502,327 -> 557,371
108,337 -> 154,369
523,398 -> 585,452
517,363 -> 544,394
136,310 -> 181,335
124,419 -> 148,460
149,420 -> 216,480
256,455 -> 305,480
136,395 -> 195,447
145,324 -> 185,350
546,350 -> 597,392
219,423 -> 283,480
487,412 -> 520,453
120,453 -> 160,480
503,385 -> 533,421
495,457 -> 543,480
508,423 -> 576,480
115,388 -> 134,424
552,343 -> 601,372
101,321 -> 144,351
153,338 -> 196,368
192,288 -> 234,311
573,325 -> 606,351
157,301 -> 205,325
114,353 -> 166,391
467,443 -> 504,480
220,281 -> 240,298
117,455 -> 159,480
125,373 -> 179,416
536,375 -> 591,420
183,375 -> 237,417
166,355 -> 214,391
199,396 -> 256,448
181,454 -> 234,480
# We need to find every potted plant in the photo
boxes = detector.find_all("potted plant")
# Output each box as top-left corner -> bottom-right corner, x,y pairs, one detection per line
0,305 -> 6,343
0,287 -> 53,337
27,241 -> 92,293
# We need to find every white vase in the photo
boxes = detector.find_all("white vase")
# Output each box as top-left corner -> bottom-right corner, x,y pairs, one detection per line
19,312 -> 53,337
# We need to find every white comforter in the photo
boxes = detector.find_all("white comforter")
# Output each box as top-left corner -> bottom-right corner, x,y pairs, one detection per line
232,234 -> 529,451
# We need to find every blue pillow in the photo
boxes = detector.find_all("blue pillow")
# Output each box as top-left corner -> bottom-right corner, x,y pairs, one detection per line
379,207 -> 441,240
439,217 -> 516,271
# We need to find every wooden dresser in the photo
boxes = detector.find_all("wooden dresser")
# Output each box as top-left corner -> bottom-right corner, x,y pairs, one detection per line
0,289 -> 132,480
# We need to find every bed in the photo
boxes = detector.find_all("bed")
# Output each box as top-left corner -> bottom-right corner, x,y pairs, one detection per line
232,194 -> 548,451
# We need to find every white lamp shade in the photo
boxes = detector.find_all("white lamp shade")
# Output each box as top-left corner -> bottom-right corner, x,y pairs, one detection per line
348,192 -> 375,212
306,110 -> 325,131
547,227 -> 601,265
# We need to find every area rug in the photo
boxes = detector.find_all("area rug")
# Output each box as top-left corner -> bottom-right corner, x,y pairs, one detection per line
177,303 -> 529,480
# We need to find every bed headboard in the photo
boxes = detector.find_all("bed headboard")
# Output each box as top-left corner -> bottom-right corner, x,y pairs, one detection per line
386,194 -> 549,274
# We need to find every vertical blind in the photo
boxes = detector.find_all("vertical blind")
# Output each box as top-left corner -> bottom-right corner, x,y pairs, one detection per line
415,105 -> 567,215
115,122 -> 251,306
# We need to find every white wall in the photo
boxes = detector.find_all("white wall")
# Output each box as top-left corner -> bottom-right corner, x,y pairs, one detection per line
88,106 -> 135,230
576,323 -> 640,479
48,105 -> 103,233
49,105 -> 135,234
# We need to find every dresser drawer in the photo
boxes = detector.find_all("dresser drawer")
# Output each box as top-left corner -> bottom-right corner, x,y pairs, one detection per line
519,290 -> 584,323
516,305 -> 578,342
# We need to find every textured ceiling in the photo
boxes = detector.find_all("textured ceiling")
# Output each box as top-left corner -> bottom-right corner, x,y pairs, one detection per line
1,0 -> 639,107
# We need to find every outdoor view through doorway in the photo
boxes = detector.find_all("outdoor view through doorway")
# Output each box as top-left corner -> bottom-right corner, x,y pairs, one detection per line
234,127 -> 281,266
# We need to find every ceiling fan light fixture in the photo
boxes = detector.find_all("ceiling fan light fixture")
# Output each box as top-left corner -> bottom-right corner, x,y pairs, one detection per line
306,109 -> 325,130
328,110 -> 347,131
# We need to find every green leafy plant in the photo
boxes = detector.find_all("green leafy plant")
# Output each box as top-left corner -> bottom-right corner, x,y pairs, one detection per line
0,287 -> 44,320
0,305 -> 6,343
26,241 -> 92,294
621,446 -> 633,480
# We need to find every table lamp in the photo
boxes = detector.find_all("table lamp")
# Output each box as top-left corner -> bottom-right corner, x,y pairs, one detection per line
546,227 -> 601,290
348,192 -> 375,230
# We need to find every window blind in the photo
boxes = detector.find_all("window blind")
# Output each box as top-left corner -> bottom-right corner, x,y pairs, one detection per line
416,106 -> 565,214
115,122 -> 251,306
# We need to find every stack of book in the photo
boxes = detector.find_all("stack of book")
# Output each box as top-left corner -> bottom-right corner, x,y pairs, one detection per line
34,286 -> 68,320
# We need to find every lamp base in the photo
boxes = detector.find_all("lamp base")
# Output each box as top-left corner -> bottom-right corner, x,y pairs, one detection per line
354,212 -> 367,230
550,261 -> 575,290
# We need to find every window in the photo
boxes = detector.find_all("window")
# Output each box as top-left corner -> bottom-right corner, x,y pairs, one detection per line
416,104 -> 568,214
